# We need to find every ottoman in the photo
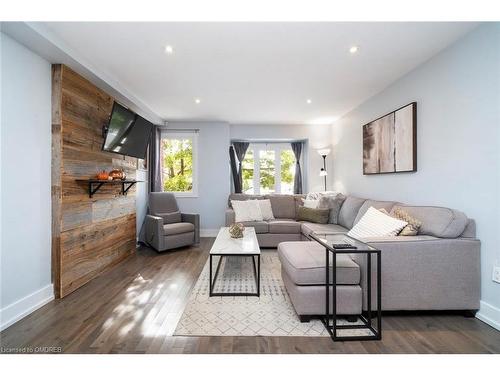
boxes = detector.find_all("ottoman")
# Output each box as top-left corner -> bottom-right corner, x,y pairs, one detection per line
278,241 -> 363,322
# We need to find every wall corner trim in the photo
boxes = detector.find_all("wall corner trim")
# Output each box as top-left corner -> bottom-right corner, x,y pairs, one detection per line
476,300 -> 500,331
0,284 -> 54,332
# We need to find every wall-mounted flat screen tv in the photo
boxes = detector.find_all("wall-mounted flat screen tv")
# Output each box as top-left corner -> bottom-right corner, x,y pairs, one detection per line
102,102 -> 153,159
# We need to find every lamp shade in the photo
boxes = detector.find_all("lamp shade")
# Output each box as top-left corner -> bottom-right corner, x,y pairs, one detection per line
317,148 -> 331,156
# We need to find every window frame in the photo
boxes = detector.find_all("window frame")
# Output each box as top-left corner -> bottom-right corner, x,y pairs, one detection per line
161,130 -> 199,198
242,142 -> 301,195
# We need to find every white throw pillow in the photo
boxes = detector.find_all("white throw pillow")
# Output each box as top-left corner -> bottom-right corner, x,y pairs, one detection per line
302,198 -> 319,209
256,199 -> 274,220
347,207 -> 408,239
231,200 -> 263,222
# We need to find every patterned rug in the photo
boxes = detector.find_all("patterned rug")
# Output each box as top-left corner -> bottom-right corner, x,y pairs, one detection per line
174,250 -> 372,337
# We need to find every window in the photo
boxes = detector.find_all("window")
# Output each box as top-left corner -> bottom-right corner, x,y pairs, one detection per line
161,131 -> 198,197
241,143 -> 301,194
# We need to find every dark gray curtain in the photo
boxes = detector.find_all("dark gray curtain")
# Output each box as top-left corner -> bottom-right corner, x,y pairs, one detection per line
291,141 -> 303,194
232,142 -> 249,193
149,126 -> 163,192
229,146 -> 241,193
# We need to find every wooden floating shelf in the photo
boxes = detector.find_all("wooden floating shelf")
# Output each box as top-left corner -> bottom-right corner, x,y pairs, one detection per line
75,179 -> 144,198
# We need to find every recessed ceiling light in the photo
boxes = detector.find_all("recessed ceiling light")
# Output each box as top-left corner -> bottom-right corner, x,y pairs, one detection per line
349,45 -> 359,54
306,99 -> 312,104
165,45 -> 174,54
194,98 -> 201,104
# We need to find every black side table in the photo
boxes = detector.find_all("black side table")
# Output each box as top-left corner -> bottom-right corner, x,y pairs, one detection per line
310,232 -> 382,341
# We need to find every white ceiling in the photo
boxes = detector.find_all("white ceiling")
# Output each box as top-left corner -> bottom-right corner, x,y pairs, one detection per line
42,22 -> 478,124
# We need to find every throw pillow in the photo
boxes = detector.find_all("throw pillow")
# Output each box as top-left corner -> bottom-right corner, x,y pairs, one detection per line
347,206 -> 408,239
231,200 -> 263,222
317,193 -> 346,224
302,198 -> 319,209
306,191 -> 339,200
392,208 -> 422,236
296,206 -> 330,224
256,199 -> 275,220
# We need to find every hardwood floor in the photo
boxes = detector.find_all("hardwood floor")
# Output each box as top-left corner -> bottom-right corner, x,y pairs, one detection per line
1,238 -> 499,354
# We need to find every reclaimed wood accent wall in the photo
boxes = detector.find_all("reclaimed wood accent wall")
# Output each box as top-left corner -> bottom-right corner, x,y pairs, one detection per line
52,65 -> 137,298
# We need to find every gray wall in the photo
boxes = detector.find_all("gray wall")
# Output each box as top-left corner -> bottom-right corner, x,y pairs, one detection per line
166,122 -> 231,233
1,33 -> 53,327
332,24 -> 500,324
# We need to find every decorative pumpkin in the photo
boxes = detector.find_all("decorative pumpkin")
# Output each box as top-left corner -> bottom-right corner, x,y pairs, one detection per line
229,223 -> 245,238
96,170 -> 109,181
109,169 -> 126,180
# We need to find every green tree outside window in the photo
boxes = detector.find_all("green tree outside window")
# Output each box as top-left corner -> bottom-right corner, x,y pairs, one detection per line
162,138 -> 193,192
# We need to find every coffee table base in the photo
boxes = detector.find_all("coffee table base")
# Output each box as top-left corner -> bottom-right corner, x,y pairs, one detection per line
209,254 -> 260,297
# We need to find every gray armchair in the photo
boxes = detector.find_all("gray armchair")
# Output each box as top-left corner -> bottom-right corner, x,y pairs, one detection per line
145,192 -> 200,252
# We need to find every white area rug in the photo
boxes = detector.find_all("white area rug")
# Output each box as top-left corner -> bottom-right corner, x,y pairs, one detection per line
174,250 -> 371,337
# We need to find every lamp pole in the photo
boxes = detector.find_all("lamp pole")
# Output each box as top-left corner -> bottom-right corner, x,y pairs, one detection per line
322,155 -> 327,191
318,148 -> 330,192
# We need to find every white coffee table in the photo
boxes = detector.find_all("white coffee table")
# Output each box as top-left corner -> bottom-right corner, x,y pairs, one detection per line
209,227 -> 261,297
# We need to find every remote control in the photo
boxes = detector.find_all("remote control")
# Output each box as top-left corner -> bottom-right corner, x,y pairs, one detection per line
332,243 -> 357,249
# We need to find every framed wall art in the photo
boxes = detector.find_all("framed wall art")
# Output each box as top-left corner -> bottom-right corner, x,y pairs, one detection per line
363,102 -> 417,175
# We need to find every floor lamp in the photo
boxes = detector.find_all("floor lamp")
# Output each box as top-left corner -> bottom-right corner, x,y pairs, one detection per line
318,148 -> 330,191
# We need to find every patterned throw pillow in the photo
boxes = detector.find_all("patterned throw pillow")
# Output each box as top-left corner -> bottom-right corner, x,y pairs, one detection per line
392,208 -> 422,236
302,198 -> 319,209
317,193 -> 346,224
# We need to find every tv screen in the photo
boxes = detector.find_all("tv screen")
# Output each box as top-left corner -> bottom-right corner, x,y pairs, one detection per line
102,102 -> 153,159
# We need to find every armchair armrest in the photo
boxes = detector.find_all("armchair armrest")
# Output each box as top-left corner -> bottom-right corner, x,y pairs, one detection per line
145,214 -> 164,251
182,213 -> 200,244
225,208 -> 235,226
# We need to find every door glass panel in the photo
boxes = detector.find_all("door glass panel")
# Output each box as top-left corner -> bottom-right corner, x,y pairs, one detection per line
259,150 -> 275,194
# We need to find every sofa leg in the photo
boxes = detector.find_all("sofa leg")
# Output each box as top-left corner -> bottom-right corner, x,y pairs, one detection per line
299,315 -> 311,323
463,310 -> 477,318
346,316 -> 358,323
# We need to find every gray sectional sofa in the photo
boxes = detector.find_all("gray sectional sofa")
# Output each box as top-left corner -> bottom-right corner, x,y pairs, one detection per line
225,193 -> 481,316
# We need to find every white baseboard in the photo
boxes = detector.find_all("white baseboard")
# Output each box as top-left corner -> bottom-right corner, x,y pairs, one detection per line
200,229 -> 219,237
476,300 -> 500,331
0,284 -> 54,332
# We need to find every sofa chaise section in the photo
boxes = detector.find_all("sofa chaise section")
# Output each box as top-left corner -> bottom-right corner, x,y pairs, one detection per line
278,241 -> 362,320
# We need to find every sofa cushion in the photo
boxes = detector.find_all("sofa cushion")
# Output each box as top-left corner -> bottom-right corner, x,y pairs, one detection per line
461,219 -> 476,238
300,222 -> 348,237
269,194 -> 296,219
353,199 -> 397,226
390,205 -> 468,238
268,219 -> 302,234
163,222 -> 195,236
317,193 -> 347,224
228,193 -> 266,207
158,210 -> 182,224
240,220 -> 269,234
338,196 -> 366,229
278,241 -> 360,285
